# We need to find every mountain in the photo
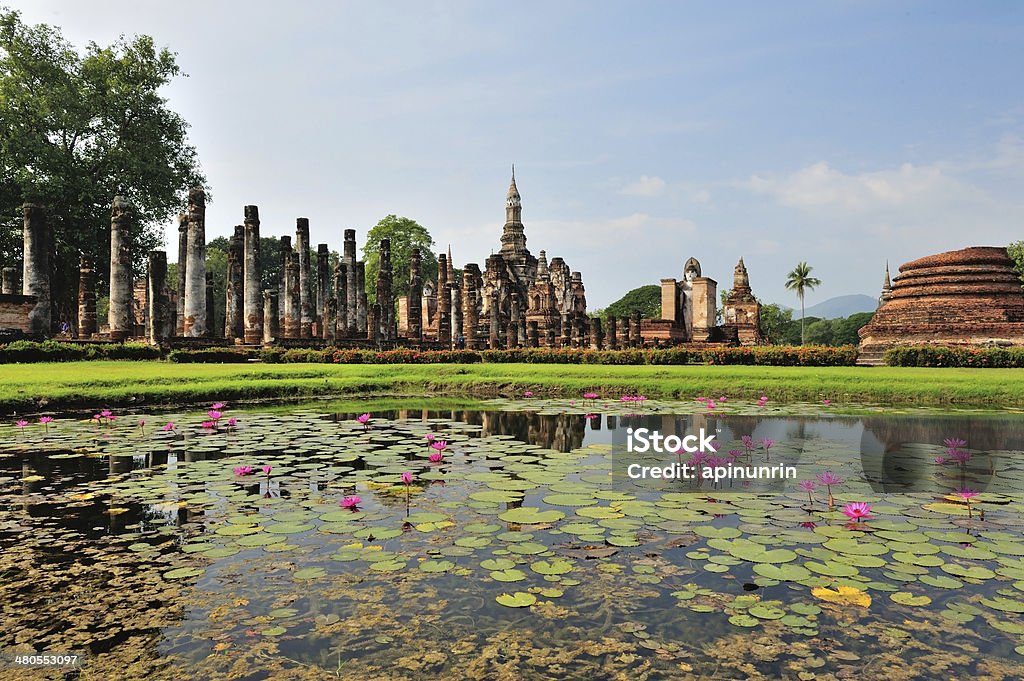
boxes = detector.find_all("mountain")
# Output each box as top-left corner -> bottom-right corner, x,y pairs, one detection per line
796,295 -> 878,319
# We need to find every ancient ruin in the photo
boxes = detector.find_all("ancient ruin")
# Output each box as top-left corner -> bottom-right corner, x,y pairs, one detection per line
243,206 -> 263,344
182,188 -> 207,337
108,197 -> 135,342
858,246 -> 1024,363
641,256 -> 764,346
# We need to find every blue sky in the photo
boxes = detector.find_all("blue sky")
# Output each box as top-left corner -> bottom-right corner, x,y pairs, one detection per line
10,1 -> 1024,308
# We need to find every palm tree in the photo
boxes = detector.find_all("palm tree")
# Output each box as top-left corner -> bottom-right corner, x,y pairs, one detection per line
785,262 -> 821,344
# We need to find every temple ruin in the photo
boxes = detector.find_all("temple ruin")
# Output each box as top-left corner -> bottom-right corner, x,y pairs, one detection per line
858,246 -> 1024,364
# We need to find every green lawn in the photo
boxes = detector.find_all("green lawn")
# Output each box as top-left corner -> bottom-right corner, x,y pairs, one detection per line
1,361 -> 1023,414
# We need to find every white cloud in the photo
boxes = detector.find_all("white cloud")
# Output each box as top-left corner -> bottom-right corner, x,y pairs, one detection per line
747,161 -> 981,212
619,175 -> 666,197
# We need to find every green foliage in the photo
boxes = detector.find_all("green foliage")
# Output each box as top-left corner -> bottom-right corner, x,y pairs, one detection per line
206,239 -> 228,335
362,215 -> 438,303
784,262 -> 822,344
0,8 -> 206,323
602,285 -> 661,320
833,312 -> 874,346
167,348 -> 254,363
758,303 -> 794,344
885,345 -> 1024,368
0,340 -> 158,363
1008,241 -> 1024,284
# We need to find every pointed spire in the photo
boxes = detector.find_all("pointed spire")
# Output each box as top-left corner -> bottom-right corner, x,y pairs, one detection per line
883,261 -> 891,291
446,244 -> 455,282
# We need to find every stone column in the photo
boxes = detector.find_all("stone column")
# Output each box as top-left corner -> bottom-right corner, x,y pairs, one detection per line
451,282 -> 462,347
175,214 -> 187,335
22,203 -> 51,336
355,261 -> 368,335
368,303 -> 381,343
108,196 -> 134,342
463,266 -> 479,349
147,250 -> 171,345
489,290 -> 501,349
226,225 -> 244,340
528,321 -> 540,347
631,311 -> 642,347
295,218 -> 312,338
333,262 -> 348,339
509,296 -> 521,348
285,251 -> 301,339
278,235 -> 291,332
2,267 -> 16,295
436,253 -> 451,346
77,256 -> 96,337
376,238 -> 394,340
608,315 -> 618,350
344,229 -> 357,334
205,272 -> 216,337
243,206 -> 263,344
263,290 -> 278,345
560,313 -> 571,347
324,297 -> 337,345
183,188 -> 206,337
408,247 -> 423,341
591,317 -> 603,350
316,244 -> 330,336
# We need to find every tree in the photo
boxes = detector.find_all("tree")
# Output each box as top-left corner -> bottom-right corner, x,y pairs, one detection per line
362,215 -> 438,303
758,302 -> 794,345
833,311 -> 874,346
1009,241 -> 1024,285
784,262 -> 822,344
600,285 -> 661,321
0,8 -> 205,326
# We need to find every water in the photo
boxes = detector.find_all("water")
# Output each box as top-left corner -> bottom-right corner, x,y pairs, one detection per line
3,398 -> 1024,680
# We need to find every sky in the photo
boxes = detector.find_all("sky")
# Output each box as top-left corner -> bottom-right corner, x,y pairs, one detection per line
7,1 -> 1024,308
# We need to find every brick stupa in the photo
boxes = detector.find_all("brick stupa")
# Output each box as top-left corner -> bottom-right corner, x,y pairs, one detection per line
858,246 -> 1024,363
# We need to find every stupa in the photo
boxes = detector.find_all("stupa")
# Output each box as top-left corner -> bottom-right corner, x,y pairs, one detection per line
858,246 -> 1024,363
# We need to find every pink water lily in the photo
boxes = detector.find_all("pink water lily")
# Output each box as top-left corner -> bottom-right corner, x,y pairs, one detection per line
429,451 -> 444,463
944,437 -> 967,449
39,416 -> 53,433
823,399 -> 831,406
162,422 -> 175,432
211,402 -> 226,410
425,433 -> 436,442
430,440 -> 448,452
233,465 -> 254,476
262,464 -> 272,475
207,410 -> 222,422
357,413 -> 371,430
201,421 -> 215,430
583,392 -> 598,400
841,502 -> 874,522
816,471 -> 842,508
956,488 -> 980,518
15,419 -> 28,428
798,479 -> 816,505
401,471 -> 413,485
523,391 -> 534,397
339,495 -> 361,509
760,437 -> 774,461
227,417 -> 237,427
100,409 -> 112,418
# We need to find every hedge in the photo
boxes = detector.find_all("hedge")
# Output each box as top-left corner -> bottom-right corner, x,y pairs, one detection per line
167,348 -> 255,363
0,340 -> 160,363
885,345 -> 1024,368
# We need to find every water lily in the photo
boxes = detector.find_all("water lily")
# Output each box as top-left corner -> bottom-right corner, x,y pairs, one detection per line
431,440 -> 448,452
944,437 -> 968,449
523,391 -> 534,397
208,410 -> 223,422
816,471 -> 842,509
39,416 -> 53,433
799,521 -> 817,529
823,399 -> 831,406
162,422 -> 175,432
233,465 -> 254,476
425,433 -> 436,443
429,451 -> 443,463
934,456 -> 947,465
798,479 -> 816,505
339,495 -> 361,509
583,392 -> 598,400
15,419 -> 27,436
211,402 -> 226,410
741,435 -> 754,455
401,471 -> 413,485
201,421 -> 215,430
227,417 -> 237,430
584,413 -> 598,420
841,501 -> 874,523
956,488 -> 980,518
760,437 -> 774,461
262,464 -> 272,476
100,409 -> 112,418
357,413 -> 371,430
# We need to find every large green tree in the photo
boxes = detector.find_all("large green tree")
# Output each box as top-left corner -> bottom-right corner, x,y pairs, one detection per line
596,284 -> 662,321
784,262 -> 822,344
758,302 -> 794,345
0,7 -> 205,326
362,215 -> 438,303
1009,241 -> 1024,285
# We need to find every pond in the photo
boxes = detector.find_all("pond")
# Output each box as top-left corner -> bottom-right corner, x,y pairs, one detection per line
4,397 -> 1024,680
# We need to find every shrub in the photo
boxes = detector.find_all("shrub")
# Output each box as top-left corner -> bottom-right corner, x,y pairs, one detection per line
884,345 -> 1024,368
168,348 -> 254,363
0,340 -> 88,363
85,343 -> 161,360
